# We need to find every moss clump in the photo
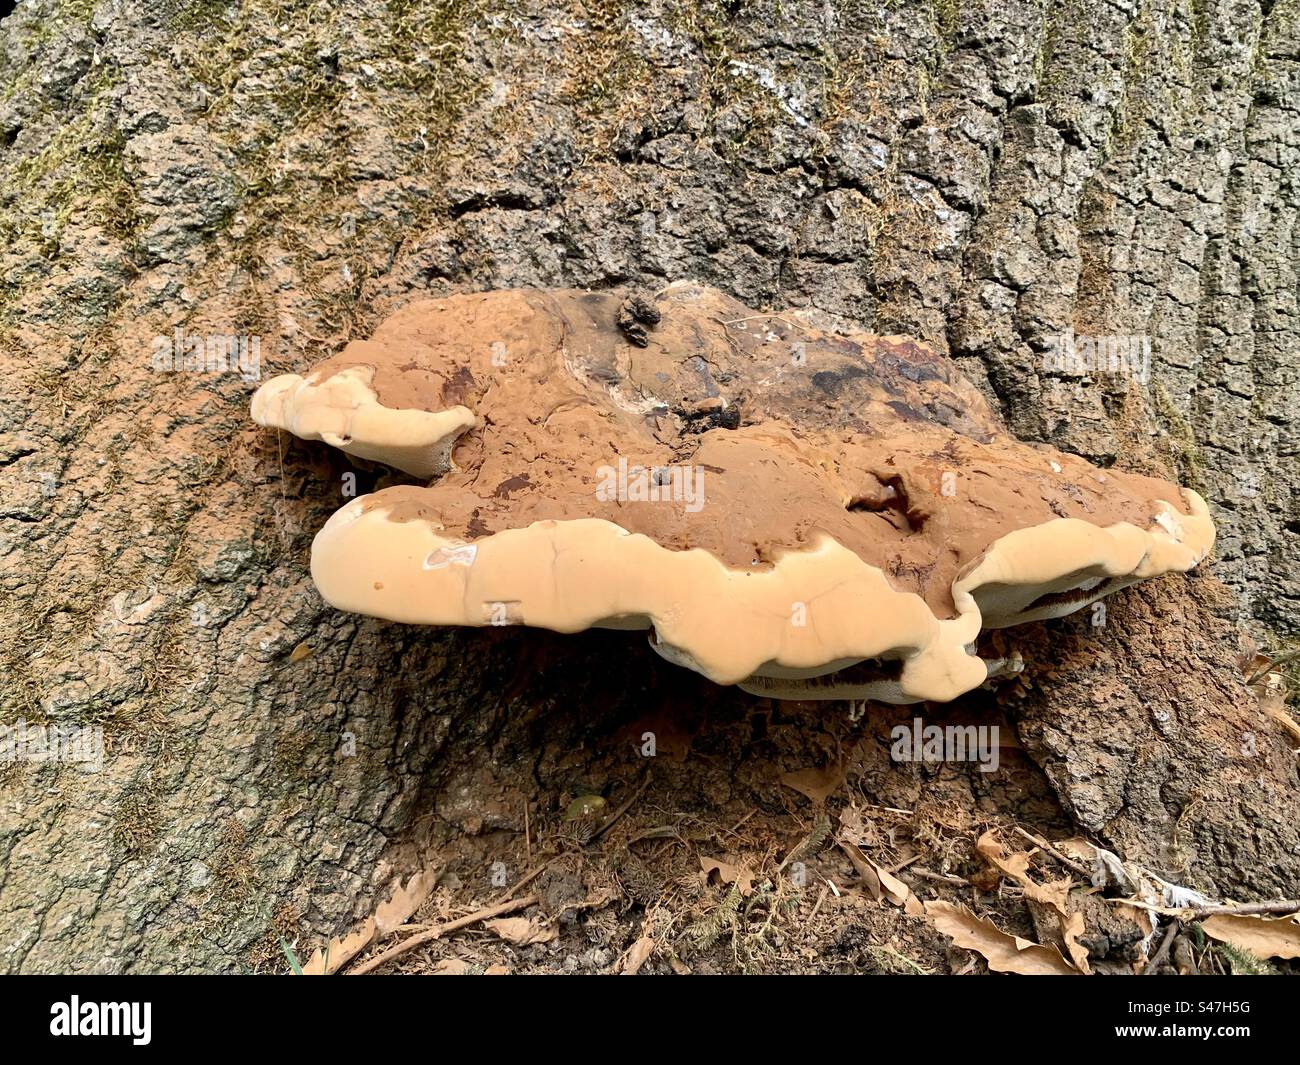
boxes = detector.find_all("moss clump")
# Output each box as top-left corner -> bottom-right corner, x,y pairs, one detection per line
1112,8 -> 1153,150
660,0 -> 792,158
1212,941 -> 1278,976
57,0 -> 101,23
930,0 -> 960,49
1153,382 -> 1206,492
0,68 -> 140,254
164,0 -> 238,33
562,0 -> 652,131
113,776 -> 165,856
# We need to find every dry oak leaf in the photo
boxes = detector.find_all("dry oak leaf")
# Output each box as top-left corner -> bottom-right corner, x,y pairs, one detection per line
1201,914 -> 1300,960
976,831 -> 1034,885
1261,689 -> 1300,746
780,764 -> 845,804
926,901 -> 1081,975
700,856 -> 756,897
620,935 -> 656,975
976,830 -> 1090,973
839,841 -> 910,906
1058,910 -> 1091,975
302,868 -> 437,975
484,915 -> 557,946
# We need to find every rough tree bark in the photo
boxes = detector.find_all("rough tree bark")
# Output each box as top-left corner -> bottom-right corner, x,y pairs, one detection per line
0,0 -> 1296,972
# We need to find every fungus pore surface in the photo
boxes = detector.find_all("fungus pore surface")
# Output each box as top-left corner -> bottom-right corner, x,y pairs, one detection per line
252,283 -> 1214,703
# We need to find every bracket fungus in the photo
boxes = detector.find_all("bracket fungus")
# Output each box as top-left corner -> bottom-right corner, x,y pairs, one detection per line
252,283 -> 1214,703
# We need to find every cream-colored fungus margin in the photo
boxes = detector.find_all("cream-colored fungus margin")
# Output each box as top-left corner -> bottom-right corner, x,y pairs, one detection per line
954,490 -> 1215,628
252,366 -> 475,479
309,489 -> 1215,704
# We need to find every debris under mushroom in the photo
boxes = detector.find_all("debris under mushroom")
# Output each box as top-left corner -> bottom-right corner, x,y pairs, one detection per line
252,282 -> 1214,702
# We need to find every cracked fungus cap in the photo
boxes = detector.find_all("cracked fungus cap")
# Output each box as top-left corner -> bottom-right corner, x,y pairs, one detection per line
251,282 -> 1214,703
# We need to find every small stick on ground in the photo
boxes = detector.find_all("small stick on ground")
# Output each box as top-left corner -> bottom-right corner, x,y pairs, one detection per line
492,860 -> 554,904
726,809 -> 757,837
1246,649 -> 1300,686
589,773 -> 652,844
1111,897 -> 1300,918
1013,827 -> 1093,879
1146,919 -> 1180,974
1182,899 -> 1300,917
805,883 -> 829,935
907,866 -> 969,886
346,894 -> 539,975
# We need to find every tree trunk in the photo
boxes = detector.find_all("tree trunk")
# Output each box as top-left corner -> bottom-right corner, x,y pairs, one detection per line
1,0 -> 1296,973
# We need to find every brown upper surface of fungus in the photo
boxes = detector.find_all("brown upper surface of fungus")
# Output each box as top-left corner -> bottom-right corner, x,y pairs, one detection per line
252,282 -> 1214,703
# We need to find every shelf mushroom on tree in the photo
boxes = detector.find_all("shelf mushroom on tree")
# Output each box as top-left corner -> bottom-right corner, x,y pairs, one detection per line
251,283 -> 1214,703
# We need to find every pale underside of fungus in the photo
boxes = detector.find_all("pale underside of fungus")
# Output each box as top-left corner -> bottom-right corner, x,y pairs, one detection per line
252,282 -> 1214,703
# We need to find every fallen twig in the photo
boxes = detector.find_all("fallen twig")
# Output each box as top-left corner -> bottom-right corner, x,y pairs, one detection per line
492,860 -> 553,905
1181,899 -> 1300,918
806,883 -> 829,933
1113,897 -> 1300,918
725,809 -> 757,837
887,854 -> 923,875
1013,827 -> 1093,879
589,773 -> 652,844
346,894 -> 539,975
1146,919 -> 1179,974
1246,649 -> 1300,687
907,866 -> 968,886
722,313 -> 796,328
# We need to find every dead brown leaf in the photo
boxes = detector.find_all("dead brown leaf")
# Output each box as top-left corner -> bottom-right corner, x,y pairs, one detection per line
839,841 -> 881,900
1201,913 -> 1300,960
1060,910 -> 1091,973
374,869 -> 438,935
838,841 -> 910,905
926,901 -> 1080,975
1262,689 -> 1300,745
976,830 -> 1090,973
302,868 -> 436,975
484,915 -> 557,946
877,866 -> 911,907
700,856 -> 756,897
620,935 -> 656,975
976,831 -> 1033,884
780,763 -> 845,804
